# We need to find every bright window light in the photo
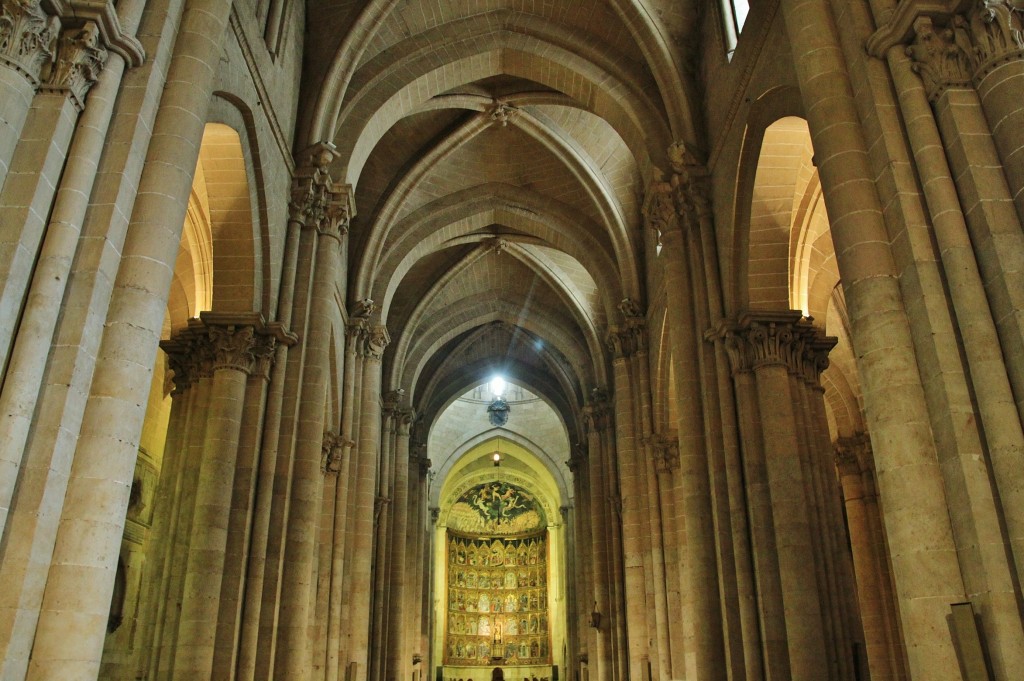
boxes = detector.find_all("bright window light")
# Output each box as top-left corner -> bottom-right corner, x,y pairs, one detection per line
489,376 -> 506,398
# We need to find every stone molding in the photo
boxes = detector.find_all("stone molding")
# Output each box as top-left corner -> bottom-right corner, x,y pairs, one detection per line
40,20 -> 106,108
0,0 -> 60,84
290,143 -> 354,240
712,311 -> 837,385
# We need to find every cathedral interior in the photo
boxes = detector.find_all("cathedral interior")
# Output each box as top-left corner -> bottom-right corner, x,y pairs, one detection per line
3,0 -> 1024,680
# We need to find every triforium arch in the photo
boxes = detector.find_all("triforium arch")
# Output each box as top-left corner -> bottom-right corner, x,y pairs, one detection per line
4,2 -> 1024,681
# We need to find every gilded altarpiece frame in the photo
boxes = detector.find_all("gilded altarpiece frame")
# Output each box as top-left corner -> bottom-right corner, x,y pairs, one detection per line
443,481 -> 552,665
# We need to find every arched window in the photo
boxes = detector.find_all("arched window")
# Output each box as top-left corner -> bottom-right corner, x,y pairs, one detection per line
721,0 -> 750,60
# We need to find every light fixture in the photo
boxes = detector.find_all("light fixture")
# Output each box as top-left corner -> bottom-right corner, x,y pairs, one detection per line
493,437 -> 502,467
489,375 -> 506,398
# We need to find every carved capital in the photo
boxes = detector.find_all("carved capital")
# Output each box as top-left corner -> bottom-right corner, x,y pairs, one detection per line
0,0 -> 59,85
374,495 -> 391,520
359,324 -> 389,360
908,16 -> 974,100
713,312 -> 834,385
642,175 -> 681,235
583,393 -> 611,434
208,324 -> 258,374
290,143 -> 353,238
834,432 -> 873,474
251,334 -> 278,380
321,431 -> 347,474
607,299 -> 647,359
965,0 -> 1024,78
646,435 -> 680,473
41,21 -> 107,109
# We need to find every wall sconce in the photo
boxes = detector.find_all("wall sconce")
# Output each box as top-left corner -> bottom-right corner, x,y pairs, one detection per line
493,451 -> 501,467
589,602 -> 601,630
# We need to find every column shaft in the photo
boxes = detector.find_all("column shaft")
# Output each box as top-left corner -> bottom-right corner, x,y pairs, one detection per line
23,0 -> 234,668
779,0 -> 968,675
173,328 -> 255,678
348,340 -> 385,681
386,412 -> 412,681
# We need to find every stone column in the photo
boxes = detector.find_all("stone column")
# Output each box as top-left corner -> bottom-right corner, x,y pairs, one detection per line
0,22 -> 108,381
386,407 -> 413,681
347,323 -> 389,681
0,7 -> 143,541
834,437 -> 899,681
606,319 -> 649,680
236,204 -> 303,681
0,0 -> 59,192
407,448 -> 430,670
779,0 -> 969,675
171,323 -> 258,678
212,334 -> 277,678
22,0 -> 236,669
583,395 -> 613,681
719,348 -> 789,679
643,168 -> 725,681
956,2 -> 1024,225
276,145 -> 353,681
729,314 -> 830,680
648,437 -> 684,679
154,335 -> 216,680
325,319 -> 362,681
371,395 -> 396,681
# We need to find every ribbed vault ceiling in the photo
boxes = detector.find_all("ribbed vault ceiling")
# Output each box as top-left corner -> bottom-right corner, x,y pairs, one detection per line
303,0 -> 696,433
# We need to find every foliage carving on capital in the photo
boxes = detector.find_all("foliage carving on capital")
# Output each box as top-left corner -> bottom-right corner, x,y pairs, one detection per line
909,3 -> 1024,97
668,142 -> 711,224
714,313 -> 833,385
0,0 -> 59,85
834,432 -> 872,476
208,324 -> 258,374
908,16 -> 974,100
607,299 -> 647,358
965,0 -> 1024,76
642,173 -> 680,235
647,436 -> 680,474
42,21 -> 107,109
290,144 -> 352,239
357,324 -> 389,360
321,431 -> 347,474
583,388 -> 611,434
